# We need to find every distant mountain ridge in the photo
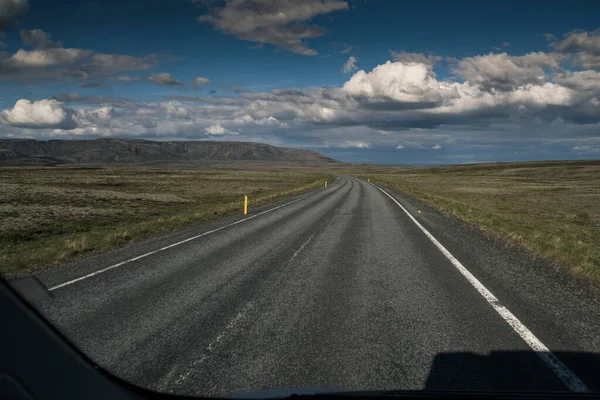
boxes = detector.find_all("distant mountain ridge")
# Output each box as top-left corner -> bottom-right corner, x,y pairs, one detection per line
0,139 -> 339,165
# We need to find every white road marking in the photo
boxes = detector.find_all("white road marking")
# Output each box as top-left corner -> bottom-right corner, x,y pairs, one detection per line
48,192 -> 317,291
174,308 -> 247,386
289,202 -> 343,262
373,183 -> 588,393
157,301 -> 253,390
290,233 -> 316,261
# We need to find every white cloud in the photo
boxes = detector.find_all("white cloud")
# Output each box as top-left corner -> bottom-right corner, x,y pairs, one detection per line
90,106 -> 114,121
135,108 -> 156,116
553,30 -> 600,54
390,51 -> 443,66
5,28 -> 600,159
454,52 -> 560,92
343,61 -> 459,108
343,140 -> 369,148
76,106 -> 115,127
0,99 -> 78,129
233,114 -> 281,126
0,39 -> 161,82
6,48 -> 92,68
192,76 -> 210,89
149,73 -> 183,86
160,102 -> 190,118
198,0 -> 348,55
342,55 -> 358,74
552,30 -> 600,69
233,114 -> 254,124
204,122 -> 238,135
20,29 -> 62,48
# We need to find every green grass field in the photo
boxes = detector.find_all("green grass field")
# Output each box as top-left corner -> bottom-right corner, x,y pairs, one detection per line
0,164 -> 330,277
345,160 -> 600,284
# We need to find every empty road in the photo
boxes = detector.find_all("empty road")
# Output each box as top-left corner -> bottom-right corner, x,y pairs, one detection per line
32,176 -> 600,396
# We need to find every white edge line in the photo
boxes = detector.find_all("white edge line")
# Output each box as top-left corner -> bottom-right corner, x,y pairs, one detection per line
48,189 -> 323,291
372,182 -> 588,393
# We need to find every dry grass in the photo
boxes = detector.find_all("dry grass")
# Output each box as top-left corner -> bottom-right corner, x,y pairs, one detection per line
4,159 -> 598,284
0,163 -> 330,276
345,160 -> 600,284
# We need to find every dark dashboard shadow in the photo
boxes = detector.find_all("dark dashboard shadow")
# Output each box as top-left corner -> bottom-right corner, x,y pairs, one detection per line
425,351 -> 600,392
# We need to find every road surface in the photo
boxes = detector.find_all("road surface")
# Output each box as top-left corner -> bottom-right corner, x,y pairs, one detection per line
32,176 -> 600,396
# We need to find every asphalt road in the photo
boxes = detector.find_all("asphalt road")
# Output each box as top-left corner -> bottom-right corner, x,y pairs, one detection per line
31,176 -> 600,396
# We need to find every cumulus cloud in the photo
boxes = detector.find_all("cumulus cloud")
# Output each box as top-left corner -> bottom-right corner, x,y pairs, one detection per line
343,61 -> 459,109
342,55 -> 358,74
80,53 -> 154,75
0,28 -> 167,82
554,70 -> 600,91
553,30 -> 600,55
149,73 -> 183,86
0,99 -> 78,129
160,102 -> 190,118
0,0 -> 28,30
192,76 -> 210,89
552,30 -> 600,69
198,0 -> 348,55
391,51 -> 444,66
5,48 -> 92,68
0,49 -> 156,82
76,106 -> 116,127
5,28 -> 600,160
454,52 -> 565,92
20,29 -> 62,49
233,114 -> 282,126
204,122 -> 238,135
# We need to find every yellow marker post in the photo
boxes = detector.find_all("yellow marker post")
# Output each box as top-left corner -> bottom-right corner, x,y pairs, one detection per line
244,195 -> 248,215
368,178 -> 370,182
325,181 -> 328,188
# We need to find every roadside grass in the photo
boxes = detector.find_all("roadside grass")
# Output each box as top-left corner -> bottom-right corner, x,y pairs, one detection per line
0,164 -> 331,277
347,160 -> 600,284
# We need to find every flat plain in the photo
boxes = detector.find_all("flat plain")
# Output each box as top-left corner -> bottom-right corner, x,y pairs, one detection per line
3,159 -> 599,285
0,163 -> 330,276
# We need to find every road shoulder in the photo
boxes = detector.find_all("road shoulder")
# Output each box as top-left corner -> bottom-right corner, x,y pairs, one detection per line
371,180 -> 600,391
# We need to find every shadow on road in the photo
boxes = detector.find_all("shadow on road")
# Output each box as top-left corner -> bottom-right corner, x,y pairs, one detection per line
425,351 -> 600,392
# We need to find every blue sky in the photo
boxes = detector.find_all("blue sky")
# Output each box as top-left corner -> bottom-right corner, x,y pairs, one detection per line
1,0 -> 600,164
